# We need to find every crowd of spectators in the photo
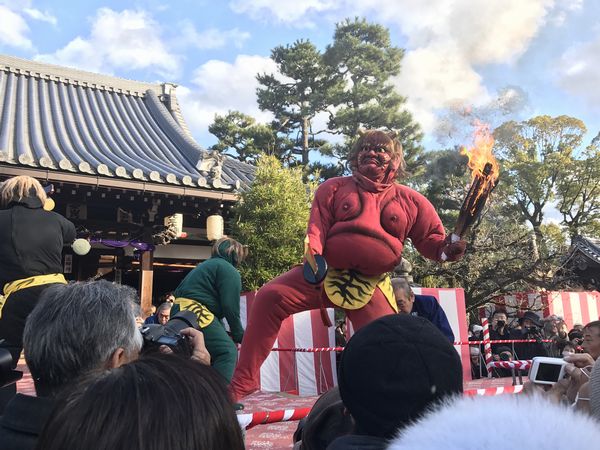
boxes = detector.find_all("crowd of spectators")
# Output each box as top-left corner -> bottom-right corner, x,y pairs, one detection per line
294,311 -> 600,449
2,277 -> 600,450
469,309 -> 598,380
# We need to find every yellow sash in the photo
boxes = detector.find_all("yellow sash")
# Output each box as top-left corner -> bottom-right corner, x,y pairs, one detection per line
174,297 -> 215,328
324,269 -> 397,312
3,273 -> 67,299
1,273 -> 67,319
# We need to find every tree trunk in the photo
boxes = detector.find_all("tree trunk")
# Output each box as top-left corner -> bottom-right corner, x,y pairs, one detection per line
531,226 -> 542,262
302,116 -> 309,166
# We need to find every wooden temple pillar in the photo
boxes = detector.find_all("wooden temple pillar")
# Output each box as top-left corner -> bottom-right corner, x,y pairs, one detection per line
139,250 -> 154,314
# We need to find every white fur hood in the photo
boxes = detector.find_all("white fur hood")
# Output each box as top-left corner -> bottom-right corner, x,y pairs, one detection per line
387,394 -> 600,450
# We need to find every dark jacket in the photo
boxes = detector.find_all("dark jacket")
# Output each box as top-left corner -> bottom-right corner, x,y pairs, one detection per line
294,387 -> 354,450
144,315 -> 159,325
411,295 -> 455,342
0,394 -> 55,450
512,328 -> 548,361
0,200 -> 75,287
489,327 -> 513,354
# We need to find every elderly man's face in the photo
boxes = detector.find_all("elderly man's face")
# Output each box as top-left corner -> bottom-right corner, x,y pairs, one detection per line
158,309 -> 170,325
583,326 -> 600,359
394,289 -> 415,314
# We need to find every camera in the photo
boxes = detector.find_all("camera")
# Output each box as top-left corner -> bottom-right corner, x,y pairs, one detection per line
140,310 -> 199,357
0,348 -> 23,388
523,325 -> 543,339
496,320 -> 506,328
499,352 -> 512,361
528,356 -> 567,385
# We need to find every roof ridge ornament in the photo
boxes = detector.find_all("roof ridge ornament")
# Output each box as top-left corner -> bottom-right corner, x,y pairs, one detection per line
196,150 -> 232,190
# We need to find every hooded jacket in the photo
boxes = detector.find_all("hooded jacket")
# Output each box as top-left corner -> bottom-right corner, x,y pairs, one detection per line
387,394 -> 600,450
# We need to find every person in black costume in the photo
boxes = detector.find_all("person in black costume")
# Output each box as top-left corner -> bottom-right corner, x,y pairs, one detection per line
0,176 -> 75,412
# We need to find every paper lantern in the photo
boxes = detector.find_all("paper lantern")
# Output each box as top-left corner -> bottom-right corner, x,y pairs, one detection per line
206,214 -> 224,241
72,238 -> 91,255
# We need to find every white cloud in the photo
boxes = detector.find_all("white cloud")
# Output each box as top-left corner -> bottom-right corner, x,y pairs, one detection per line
394,0 -> 550,132
35,8 -> 180,79
229,0 -> 336,25
557,32 -> 600,107
229,0 -> 556,133
394,43 -> 489,133
351,0 -> 554,132
0,5 -> 33,49
180,21 -> 250,49
37,37 -> 104,73
177,55 -> 279,143
23,7 -> 57,25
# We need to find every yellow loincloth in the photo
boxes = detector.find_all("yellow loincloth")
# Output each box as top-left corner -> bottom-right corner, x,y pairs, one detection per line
323,269 -> 397,312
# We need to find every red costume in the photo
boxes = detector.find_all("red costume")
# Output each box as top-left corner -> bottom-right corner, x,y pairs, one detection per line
230,130 -> 465,400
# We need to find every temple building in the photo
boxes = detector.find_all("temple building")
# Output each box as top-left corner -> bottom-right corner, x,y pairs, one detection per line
0,54 -> 254,311
563,236 -> 600,290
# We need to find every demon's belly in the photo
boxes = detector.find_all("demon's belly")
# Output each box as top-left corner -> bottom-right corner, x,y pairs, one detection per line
323,233 -> 402,276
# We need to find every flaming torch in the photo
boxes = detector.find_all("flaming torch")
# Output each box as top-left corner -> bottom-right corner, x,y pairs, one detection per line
441,122 -> 500,260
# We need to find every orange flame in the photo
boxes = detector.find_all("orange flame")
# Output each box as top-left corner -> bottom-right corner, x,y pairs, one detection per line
460,121 -> 500,185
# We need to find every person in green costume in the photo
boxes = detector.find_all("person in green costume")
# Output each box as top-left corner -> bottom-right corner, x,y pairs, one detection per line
172,237 -> 247,382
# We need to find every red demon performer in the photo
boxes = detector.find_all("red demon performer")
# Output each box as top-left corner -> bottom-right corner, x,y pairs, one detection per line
230,130 -> 466,400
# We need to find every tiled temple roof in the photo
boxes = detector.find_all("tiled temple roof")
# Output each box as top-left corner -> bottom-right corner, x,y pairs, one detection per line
572,236 -> 600,265
0,54 -> 254,191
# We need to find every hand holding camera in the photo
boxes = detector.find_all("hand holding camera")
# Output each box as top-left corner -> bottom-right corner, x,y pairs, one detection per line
529,356 -> 568,386
141,310 -> 209,362
528,355 -> 594,408
180,327 -> 211,365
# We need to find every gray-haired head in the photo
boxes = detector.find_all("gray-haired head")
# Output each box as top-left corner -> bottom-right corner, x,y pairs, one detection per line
391,277 -> 413,299
23,280 -> 143,396
157,302 -> 172,314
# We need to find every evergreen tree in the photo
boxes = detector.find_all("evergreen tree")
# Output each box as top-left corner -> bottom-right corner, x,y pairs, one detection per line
256,39 -> 342,166
324,18 -> 423,171
232,155 -> 316,290
208,19 -> 424,178
209,111 -> 284,163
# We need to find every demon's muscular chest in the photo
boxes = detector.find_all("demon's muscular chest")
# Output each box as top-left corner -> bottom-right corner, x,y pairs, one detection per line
308,176 -> 424,277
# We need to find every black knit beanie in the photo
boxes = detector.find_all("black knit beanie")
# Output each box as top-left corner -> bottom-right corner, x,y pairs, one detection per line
338,314 -> 463,438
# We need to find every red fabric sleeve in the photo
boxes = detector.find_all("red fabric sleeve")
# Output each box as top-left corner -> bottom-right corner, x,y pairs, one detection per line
306,179 -> 338,255
408,192 -> 447,261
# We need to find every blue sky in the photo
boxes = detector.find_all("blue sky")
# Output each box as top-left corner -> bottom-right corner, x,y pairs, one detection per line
1,0 -> 599,157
